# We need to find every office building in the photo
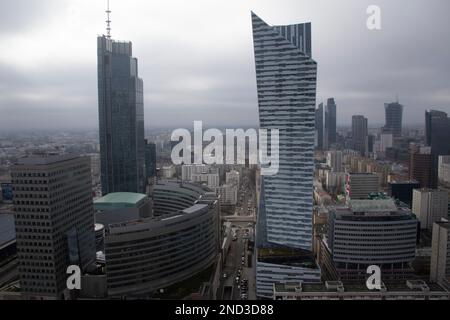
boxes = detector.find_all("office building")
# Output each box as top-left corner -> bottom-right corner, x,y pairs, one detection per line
315,103 -> 324,150
101,182 -> 219,297
430,221 -> 450,286
345,173 -> 379,200
412,189 -> 448,230
383,102 -> 403,137
328,199 -> 418,280
425,110 -> 450,188
438,156 -> 450,214
410,145 -> 433,189
252,12 -> 320,298
351,115 -> 368,156
11,155 -> 96,300
97,35 -> 146,195
324,98 -> 337,150
388,181 -> 420,208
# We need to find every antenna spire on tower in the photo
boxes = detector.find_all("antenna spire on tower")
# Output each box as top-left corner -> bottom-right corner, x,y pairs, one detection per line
106,0 -> 112,38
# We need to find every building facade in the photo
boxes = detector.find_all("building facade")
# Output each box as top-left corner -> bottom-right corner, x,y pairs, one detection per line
383,102 -> 403,137
345,173 -> 380,200
412,189 -> 448,230
252,12 -> 320,299
351,115 -> 368,157
97,36 -> 146,195
324,98 -> 337,150
12,155 -> 96,299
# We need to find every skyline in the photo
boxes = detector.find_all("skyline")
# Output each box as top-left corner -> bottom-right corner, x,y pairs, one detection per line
0,0 -> 449,130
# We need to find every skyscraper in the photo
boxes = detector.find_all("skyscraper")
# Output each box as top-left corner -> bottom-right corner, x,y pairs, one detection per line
351,115 -> 368,156
252,12 -> 320,298
324,98 -> 337,150
383,102 -> 403,137
12,155 -> 95,300
97,33 -> 146,195
425,110 -> 450,188
144,140 -> 157,180
315,103 -> 324,150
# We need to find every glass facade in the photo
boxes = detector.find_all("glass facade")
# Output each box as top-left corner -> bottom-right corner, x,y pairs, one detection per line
97,36 -> 145,195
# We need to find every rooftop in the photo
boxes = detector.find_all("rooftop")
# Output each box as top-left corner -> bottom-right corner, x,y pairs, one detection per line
94,192 -> 147,210
16,154 -> 81,166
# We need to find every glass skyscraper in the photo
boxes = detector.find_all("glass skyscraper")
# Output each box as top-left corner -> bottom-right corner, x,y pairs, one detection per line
97,36 -> 146,195
324,98 -> 337,150
252,12 -> 321,298
383,102 -> 403,137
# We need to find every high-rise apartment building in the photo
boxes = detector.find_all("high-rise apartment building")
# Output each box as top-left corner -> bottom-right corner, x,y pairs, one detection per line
97,35 -> 146,195
412,189 -> 448,230
252,12 -> 320,298
324,98 -> 337,150
430,221 -> 450,286
351,115 -> 368,156
11,155 -> 96,300
383,102 -> 403,137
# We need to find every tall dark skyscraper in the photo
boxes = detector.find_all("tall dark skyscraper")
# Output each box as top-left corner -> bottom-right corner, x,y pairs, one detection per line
383,102 -> 403,137
97,34 -> 146,195
324,98 -> 337,150
425,110 -> 450,188
252,12 -> 320,299
351,115 -> 368,156
315,103 -> 324,150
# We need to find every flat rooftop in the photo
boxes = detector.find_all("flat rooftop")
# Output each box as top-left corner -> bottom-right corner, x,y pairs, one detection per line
94,192 -> 147,210
16,154 -> 81,166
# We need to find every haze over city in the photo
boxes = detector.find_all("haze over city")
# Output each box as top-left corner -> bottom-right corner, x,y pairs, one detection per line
0,0 -> 449,130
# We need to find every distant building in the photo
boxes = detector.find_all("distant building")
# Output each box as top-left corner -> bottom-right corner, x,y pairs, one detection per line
438,155 -> 450,214
226,170 -> 240,187
345,173 -> 379,200
324,98 -> 337,150
430,221 -> 450,287
326,151 -> 343,172
412,189 -> 448,230
388,181 -> 421,208
425,110 -> 450,188
383,102 -> 403,137
214,184 -> 238,206
315,103 -> 324,150
410,145 -> 433,188
12,155 -> 96,300
161,165 -> 176,179
144,140 -> 157,180
328,199 -> 418,280
351,115 -> 368,157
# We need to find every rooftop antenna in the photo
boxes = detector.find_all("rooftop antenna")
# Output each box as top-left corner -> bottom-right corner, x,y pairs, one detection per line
106,0 -> 112,38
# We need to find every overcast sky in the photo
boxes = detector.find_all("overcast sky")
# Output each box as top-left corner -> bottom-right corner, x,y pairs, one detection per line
0,0 -> 449,130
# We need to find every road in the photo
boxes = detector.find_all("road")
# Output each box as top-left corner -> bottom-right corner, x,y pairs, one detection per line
219,173 -> 257,300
